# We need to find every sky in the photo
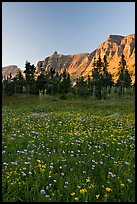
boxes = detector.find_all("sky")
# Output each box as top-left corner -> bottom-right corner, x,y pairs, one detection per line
2,2 -> 135,69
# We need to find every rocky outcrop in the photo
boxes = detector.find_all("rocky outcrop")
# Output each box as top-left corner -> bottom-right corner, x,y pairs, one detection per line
2,65 -> 25,79
36,34 -> 135,83
2,34 -> 135,84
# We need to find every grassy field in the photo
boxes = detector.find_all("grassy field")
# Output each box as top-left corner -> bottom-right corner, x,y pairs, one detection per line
2,94 -> 135,202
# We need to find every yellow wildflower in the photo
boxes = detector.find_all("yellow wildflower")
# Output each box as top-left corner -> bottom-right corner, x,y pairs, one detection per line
75,197 -> 79,201
120,183 -> 125,188
71,192 -> 76,196
41,164 -> 46,169
106,187 -> 112,192
96,194 -> 100,199
88,184 -> 95,189
86,178 -> 91,183
80,188 -> 87,194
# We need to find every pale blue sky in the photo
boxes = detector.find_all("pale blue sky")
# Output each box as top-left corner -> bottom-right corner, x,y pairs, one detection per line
2,2 -> 135,69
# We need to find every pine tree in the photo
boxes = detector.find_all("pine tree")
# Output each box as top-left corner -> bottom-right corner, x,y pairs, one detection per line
52,72 -> 60,94
92,56 -> 102,99
3,80 -> 15,96
87,75 -> 93,96
116,53 -> 132,95
24,60 -> 36,94
75,76 -> 88,96
13,70 -> 25,93
36,73 -> 46,95
59,69 -> 72,94
102,55 -> 113,98
45,68 -> 57,94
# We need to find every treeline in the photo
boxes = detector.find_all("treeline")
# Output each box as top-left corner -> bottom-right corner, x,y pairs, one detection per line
2,54 -> 134,99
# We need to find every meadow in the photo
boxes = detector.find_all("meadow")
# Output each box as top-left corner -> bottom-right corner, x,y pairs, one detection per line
2,94 -> 135,202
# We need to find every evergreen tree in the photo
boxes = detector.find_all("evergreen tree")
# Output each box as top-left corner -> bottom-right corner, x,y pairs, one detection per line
75,76 -> 88,96
13,70 -> 25,93
92,56 -> 102,99
102,55 -> 113,98
2,72 -> 15,95
87,75 -> 93,96
4,80 -> 15,96
45,68 -> 56,94
116,53 -> 132,95
123,69 -> 132,88
59,69 -> 72,94
36,73 -> 46,95
52,72 -> 60,94
24,60 -> 36,94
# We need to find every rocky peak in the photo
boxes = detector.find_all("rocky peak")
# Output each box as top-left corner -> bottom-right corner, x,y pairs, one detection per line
107,35 -> 124,44
3,34 -> 135,84
2,65 -> 25,79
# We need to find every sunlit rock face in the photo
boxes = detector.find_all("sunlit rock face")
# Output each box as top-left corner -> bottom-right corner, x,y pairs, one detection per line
3,34 -> 135,84
36,34 -> 135,83
2,65 -> 25,79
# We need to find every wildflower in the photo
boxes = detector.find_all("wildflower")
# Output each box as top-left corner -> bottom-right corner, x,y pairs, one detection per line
75,197 -> 79,201
106,187 -> 112,192
108,171 -> 112,175
127,179 -> 132,183
80,188 -> 87,194
11,161 -> 18,165
45,194 -> 50,198
96,194 -> 100,199
104,194 -> 109,198
120,183 -> 125,188
41,164 -> 46,169
24,161 -> 30,165
22,167 -> 26,170
3,162 -> 8,166
88,184 -> 95,189
28,171 -> 32,175
71,192 -> 76,196
86,178 -> 91,183
40,189 -> 46,194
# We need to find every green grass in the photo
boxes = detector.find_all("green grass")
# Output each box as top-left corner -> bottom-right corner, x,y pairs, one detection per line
2,94 -> 135,202
2,93 -> 135,115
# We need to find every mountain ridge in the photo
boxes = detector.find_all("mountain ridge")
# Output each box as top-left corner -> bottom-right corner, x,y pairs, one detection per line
2,34 -> 135,83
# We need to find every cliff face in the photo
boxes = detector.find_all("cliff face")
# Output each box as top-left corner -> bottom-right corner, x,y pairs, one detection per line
2,34 -> 135,83
83,34 -> 135,82
2,65 -> 25,79
36,34 -> 135,83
